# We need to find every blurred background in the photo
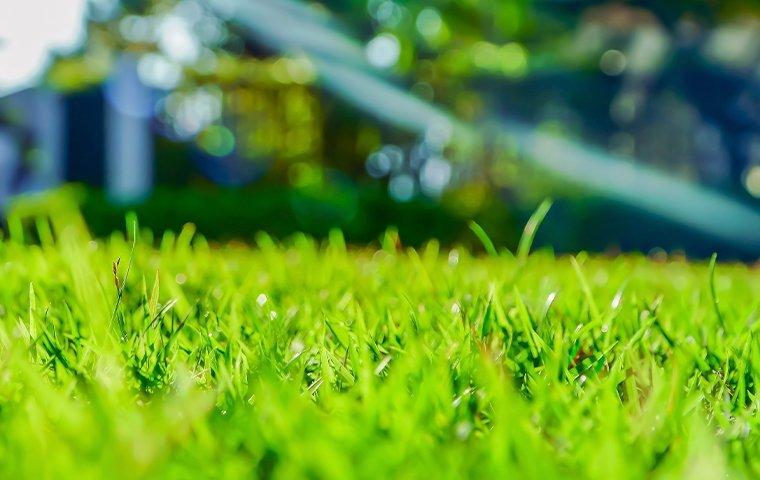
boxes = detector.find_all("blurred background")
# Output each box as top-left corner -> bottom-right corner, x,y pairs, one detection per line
1,0 -> 759,258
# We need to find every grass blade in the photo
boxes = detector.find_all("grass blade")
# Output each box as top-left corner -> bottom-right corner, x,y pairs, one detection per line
469,221 -> 498,257
517,198 -> 553,262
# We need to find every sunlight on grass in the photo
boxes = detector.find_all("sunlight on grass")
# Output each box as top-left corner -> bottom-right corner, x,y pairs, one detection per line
0,195 -> 758,478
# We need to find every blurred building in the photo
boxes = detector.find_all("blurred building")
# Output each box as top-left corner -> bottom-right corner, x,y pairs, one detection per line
0,57 -> 152,207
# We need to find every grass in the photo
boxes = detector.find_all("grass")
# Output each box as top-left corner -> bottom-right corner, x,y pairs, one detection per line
0,200 -> 758,479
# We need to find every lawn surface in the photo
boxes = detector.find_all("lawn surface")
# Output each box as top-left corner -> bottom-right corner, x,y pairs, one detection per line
0,209 -> 758,479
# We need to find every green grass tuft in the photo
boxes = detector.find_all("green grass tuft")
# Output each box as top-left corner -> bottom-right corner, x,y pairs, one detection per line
0,206 -> 758,478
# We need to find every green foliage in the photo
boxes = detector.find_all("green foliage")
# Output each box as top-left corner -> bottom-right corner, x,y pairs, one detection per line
78,185 -> 517,248
0,207 -> 758,478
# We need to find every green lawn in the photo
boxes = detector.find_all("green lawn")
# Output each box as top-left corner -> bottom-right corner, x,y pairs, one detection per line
0,206 -> 758,478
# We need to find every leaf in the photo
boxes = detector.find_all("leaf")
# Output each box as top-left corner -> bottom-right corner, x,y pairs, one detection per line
149,270 -> 160,321
517,199 -> 552,262
468,221 -> 497,257
708,253 -> 726,331
28,282 -> 36,339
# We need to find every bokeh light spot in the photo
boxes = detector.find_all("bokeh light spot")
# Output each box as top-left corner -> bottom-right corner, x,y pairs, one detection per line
743,166 -> 760,198
500,42 -> 528,77
366,33 -> 401,69
137,53 -> 182,90
198,125 -> 235,157
389,173 -> 415,201
599,49 -> 627,76
420,156 -> 452,197
416,8 -> 443,38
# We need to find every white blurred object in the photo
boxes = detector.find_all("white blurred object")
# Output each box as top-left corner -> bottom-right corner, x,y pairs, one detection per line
419,156 -> 452,197
703,22 -> 760,71
157,14 -> 201,65
365,33 -> 400,69
0,0 -> 88,97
